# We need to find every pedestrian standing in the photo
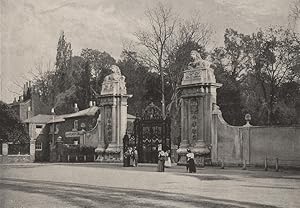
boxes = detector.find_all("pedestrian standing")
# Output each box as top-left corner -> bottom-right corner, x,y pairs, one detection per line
157,149 -> 166,172
164,150 -> 172,168
128,147 -> 134,167
124,147 -> 131,167
133,147 -> 138,167
186,149 -> 196,173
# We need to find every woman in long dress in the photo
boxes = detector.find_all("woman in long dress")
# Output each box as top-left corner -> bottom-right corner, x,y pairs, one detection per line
164,150 -> 172,168
157,150 -> 165,172
123,147 -> 131,167
128,147 -> 134,167
186,149 -> 196,173
133,147 -> 138,167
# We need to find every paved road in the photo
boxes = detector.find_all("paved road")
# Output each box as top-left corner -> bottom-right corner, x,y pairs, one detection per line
0,163 -> 299,208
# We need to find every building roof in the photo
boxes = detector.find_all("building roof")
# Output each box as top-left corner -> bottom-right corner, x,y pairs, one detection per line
63,106 -> 100,119
127,114 -> 136,119
9,99 -> 31,107
50,115 -> 66,123
24,106 -> 136,124
23,114 -> 54,124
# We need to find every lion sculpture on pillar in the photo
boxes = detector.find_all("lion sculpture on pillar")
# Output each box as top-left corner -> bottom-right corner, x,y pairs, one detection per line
182,50 -> 216,84
101,65 -> 127,95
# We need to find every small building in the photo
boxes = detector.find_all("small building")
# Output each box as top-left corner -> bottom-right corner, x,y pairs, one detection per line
24,114 -> 54,162
24,105 -> 135,162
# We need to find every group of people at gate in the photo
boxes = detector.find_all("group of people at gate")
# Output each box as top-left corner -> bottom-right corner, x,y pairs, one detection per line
123,146 -> 138,167
157,148 -> 196,173
123,145 -> 196,173
157,149 -> 171,172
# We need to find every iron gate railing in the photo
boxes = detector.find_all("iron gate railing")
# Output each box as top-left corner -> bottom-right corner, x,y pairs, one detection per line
123,102 -> 171,163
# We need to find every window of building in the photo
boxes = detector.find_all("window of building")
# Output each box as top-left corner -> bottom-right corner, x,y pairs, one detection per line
73,120 -> 78,131
50,124 -> 55,133
35,125 -> 43,135
54,124 -> 59,134
35,142 -> 42,151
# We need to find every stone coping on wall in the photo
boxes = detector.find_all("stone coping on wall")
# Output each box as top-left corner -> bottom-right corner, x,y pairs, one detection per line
240,125 -> 300,129
96,94 -> 133,98
177,82 -> 222,89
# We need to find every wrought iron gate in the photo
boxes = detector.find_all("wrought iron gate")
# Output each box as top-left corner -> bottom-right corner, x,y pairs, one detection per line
124,102 -> 171,163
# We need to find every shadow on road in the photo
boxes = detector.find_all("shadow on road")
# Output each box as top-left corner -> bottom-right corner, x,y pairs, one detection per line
0,177 -> 278,208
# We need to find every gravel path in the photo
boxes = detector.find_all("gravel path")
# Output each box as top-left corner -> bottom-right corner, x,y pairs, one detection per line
0,163 -> 299,208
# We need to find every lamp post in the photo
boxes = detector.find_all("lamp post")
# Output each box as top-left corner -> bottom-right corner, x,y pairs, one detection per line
51,108 -> 55,144
80,123 -> 86,145
27,106 -> 31,119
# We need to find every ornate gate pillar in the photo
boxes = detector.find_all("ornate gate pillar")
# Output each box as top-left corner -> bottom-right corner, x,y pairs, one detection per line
95,65 -> 131,162
177,51 -> 222,166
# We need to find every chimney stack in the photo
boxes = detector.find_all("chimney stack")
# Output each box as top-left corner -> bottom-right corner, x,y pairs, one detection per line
26,82 -> 29,92
89,101 -> 93,107
74,103 -> 79,112
18,95 -> 23,102
93,101 -> 96,106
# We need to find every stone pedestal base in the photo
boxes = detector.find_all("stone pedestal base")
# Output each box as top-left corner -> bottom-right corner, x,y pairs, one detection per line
106,143 -> 121,162
95,145 -> 105,161
194,155 -> 205,167
191,141 -> 210,167
95,144 -> 121,162
176,141 -> 188,165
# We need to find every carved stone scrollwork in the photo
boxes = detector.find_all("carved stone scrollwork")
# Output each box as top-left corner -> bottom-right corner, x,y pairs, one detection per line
190,98 -> 198,143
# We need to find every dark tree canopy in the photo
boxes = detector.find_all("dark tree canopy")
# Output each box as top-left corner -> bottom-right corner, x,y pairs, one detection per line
212,26 -> 300,126
29,22 -> 300,126
0,101 -> 29,144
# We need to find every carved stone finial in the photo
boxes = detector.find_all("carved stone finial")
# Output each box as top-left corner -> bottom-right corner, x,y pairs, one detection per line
244,113 -> 252,127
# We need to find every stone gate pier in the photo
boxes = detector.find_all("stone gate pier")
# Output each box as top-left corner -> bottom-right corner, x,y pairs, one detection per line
95,65 -> 131,162
177,50 -> 222,166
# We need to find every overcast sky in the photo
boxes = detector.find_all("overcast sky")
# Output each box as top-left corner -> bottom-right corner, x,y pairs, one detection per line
0,0 -> 294,103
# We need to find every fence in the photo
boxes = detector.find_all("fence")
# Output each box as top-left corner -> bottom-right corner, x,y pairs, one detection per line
8,143 -> 30,155
216,157 -> 300,171
57,145 -> 96,162
1,142 -> 33,163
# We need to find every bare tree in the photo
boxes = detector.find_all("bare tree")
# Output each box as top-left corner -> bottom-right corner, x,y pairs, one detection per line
176,13 -> 212,47
134,3 -> 213,117
135,3 -> 177,118
247,27 -> 300,124
289,0 -> 300,31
